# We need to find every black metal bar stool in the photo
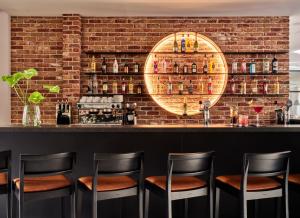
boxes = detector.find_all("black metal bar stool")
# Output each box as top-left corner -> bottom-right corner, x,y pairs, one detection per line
144,151 -> 215,218
215,151 -> 291,218
0,150 -> 12,218
13,152 -> 76,218
77,152 -> 144,218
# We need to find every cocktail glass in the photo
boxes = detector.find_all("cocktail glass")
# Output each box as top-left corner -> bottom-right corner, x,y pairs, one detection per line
253,105 -> 264,127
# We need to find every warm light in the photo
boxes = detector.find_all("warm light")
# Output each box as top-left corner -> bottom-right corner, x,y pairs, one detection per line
295,50 -> 300,54
144,32 -> 228,116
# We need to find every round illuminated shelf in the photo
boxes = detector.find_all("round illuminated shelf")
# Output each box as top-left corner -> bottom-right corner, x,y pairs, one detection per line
144,32 -> 228,116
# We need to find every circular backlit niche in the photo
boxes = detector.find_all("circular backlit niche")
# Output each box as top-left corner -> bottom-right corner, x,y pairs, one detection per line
144,32 -> 228,116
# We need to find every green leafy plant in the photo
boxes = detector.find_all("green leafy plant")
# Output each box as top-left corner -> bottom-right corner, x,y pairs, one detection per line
1,68 -> 60,105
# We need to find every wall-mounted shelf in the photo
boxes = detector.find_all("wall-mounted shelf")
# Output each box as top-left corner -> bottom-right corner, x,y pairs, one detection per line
82,72 -> 288,76
82,72 -> 143,76
83,51 -> 149,55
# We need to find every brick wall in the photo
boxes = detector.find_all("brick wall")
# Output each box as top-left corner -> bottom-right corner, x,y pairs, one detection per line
11,16 -> 289,125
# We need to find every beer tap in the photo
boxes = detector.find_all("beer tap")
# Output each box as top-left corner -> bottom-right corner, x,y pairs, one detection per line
199,100 -> 211,126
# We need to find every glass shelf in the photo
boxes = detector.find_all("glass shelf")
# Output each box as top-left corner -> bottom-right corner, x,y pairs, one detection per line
82,72 -> 288,76
82,72 -> 143,76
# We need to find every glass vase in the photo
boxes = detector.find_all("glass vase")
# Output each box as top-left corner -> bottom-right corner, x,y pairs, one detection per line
22,105 -> 31,126
22,105 -> 42,127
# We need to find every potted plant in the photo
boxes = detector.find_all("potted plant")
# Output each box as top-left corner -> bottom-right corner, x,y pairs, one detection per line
1,68 -> 60,126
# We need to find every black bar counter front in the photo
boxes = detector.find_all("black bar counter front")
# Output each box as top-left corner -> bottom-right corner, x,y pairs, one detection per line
0,124 -> 300,218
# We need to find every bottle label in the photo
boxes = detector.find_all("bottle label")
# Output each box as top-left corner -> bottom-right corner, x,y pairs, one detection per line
250,64 -> 256,74
232,62 -> 237,73
241,62 -> 246,73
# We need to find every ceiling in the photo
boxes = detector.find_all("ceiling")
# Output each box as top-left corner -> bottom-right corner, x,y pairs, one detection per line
0,0 -> 299,68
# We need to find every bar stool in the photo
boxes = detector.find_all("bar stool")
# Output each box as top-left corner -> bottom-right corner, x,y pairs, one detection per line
13,152 -> 76,218
77,152 -> 144,218
215,151 -> 291,218
0,150 -> 12,218
144,151 -> 215,218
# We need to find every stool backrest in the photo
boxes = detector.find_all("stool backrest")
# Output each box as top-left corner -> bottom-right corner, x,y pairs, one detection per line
0,150 -> 11,174
243,151 -> 291,177
168,151 -> 215,177
94,152 -> 143,176
20,152 -> 76,176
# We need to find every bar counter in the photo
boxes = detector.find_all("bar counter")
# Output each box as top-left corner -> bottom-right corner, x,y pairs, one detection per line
0,124 -> 300,218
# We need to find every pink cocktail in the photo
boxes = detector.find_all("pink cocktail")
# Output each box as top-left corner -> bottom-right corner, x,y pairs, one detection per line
253,106 -> 264,127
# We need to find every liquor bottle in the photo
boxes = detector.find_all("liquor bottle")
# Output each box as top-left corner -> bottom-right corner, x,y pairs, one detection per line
121,78 -> 126,94
162,59 -> 167,74
101,57 -> 107,73
203,54 -> 208,74
112,80 -> 118,94
230,76 -> 236,94
173,33 -> 179,53
92,74 -> 98,94
249,59 -> 256,74
251,78 -> 258,94
183,64 -> 188,74
186,33 -> 191,52
263,56 -> 270,74
167,76 -> 173,95
192,62 -> 197,74
232,59 -> 238,74
241,58 -> 247,73
263,77 -> 268,94
90,55 -> 97,72
102,80 -> 108,94
174,62 -> 179,73
137,83 -> 142,94
208,77 -> 212,94
134,63 -> 139,73
113,57 -> 118,73
275,77 -> 280,94
124,62 -> 129,74
178,78 -> 184,95
129,77 -> 134,94
157,77 -> 161,94
193,32 -> 199,53
199,79 -> 204,94
181,34 -> 186,53
240,76 -> 247,94
154,55 -> 159,74
183,97 -> 188,116
272,56 -> 278,73
87,76 -> 93,94
209,55 -> 215,73
188,80 -> 193,94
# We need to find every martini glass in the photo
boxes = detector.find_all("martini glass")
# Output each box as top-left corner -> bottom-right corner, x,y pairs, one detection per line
253,104 -> 264,127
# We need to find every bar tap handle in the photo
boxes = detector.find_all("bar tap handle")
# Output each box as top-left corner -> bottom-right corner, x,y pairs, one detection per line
199,100 -> 211,126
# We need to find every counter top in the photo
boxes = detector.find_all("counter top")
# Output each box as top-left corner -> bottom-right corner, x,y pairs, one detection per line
1,124 -> 300,133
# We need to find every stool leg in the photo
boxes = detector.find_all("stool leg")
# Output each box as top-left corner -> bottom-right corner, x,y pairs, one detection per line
61,197 -> 66,218
92,192 -> 97,218
138,188 -> 143,218
283,190 -> 289,218
7,192 -> 11,218
209,187 -> 214,218
254,200 -> 259,218
77,189 -> 83,218
144,189 -> 150,218
184,199 -> 188,218
215,188 -> 220,218
19,196 -> 23,218
276,198 -> 281,218
71,192 -> 76,218
166,196 -> 172,218
240,195 -> 247,218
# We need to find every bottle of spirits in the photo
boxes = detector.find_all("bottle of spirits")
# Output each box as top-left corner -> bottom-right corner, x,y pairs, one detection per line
251,78 -> 258,94
174,62 -> 179,73
87,76 -> 93,94
188,80 -> 193,94
272,56 -> 278,73
173,33 -> 179,53
199,79 -> 204,94
92,74 -> 98,94
113,58 -> 118,73
232,59 -> 238,74
91,55 -> 97,73
192,62 -> 197,74
275,77 -> 280,94
102,80 -> 108,94
183,97 -> 188,116
193,32 -> 199,53
124,62 -> 129,74
209,55 -> 215,73
134,63 -> 139,73
121,78 -> 126,94
230,76 -> 236,94
208,77 -> 212,94
203,54 -> 208,74
137,83 -> 142,94
263,77 -> 268,94
129,77 -> 134,94
167,76 -> 173,95
112,80 -> 118,94
183,64 -> 188,74
186,34 -> 191,52
101,57 -> 107,73
181,34 -> 186,53
156,77 -> 161,94
240,76 -> 247,94
178,78 -> 184,95
162,59 -> 167,74
263,56 -> 270,74
154,55 -> 159,74
249,60 -> 256,74
241,58 -> 247,73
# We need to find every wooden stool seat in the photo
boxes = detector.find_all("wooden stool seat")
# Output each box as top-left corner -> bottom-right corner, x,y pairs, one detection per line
216,175 -> 281,191
146,176 -> 206,192
287,174 -> 300,185
0,172 -> 7,186
78,176 -> 137,192
14,175 -> 71,193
